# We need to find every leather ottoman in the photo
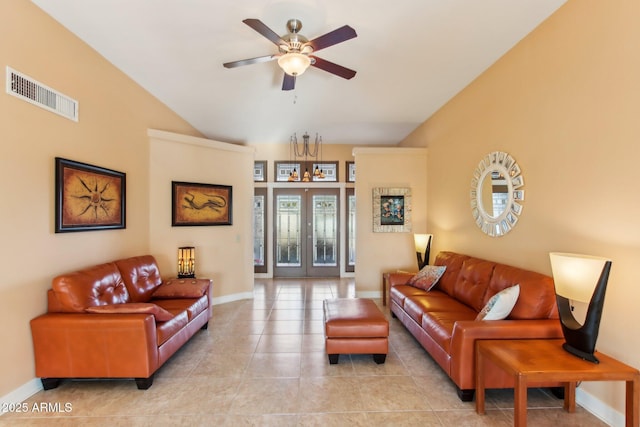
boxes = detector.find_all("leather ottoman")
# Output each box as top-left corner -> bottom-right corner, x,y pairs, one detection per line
323,298 -> 389,364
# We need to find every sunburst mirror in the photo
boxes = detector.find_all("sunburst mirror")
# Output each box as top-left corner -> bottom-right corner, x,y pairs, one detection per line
470,151 -> 524,237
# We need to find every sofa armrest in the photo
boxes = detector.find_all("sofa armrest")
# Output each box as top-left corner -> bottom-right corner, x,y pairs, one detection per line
30,313 -> 158,378
384,272 -> 415,288
449,319 -> 563,389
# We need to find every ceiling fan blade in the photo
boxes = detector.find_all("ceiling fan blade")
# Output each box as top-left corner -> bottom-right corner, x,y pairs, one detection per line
223,54 -> 278,69
282,73 -> 296,91
242,19 -> 286,46
311,56 -> 357,80
307,25 -> 357,52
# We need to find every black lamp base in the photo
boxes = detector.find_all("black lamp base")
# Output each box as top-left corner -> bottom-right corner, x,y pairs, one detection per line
556,260 -> 611,366
562,342 -> 599,364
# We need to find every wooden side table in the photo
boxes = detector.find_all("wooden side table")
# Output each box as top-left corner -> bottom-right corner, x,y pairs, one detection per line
476,339 -> 639,426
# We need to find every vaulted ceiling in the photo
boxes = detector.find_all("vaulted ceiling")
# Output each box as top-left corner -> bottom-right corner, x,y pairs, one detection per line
32,0 -> 567,145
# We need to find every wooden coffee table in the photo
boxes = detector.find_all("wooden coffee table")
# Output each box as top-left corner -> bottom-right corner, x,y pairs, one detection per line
475,339 -> 639,427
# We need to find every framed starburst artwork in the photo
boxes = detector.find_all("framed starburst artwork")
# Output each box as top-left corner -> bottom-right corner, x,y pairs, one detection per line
55,157 -> 126,232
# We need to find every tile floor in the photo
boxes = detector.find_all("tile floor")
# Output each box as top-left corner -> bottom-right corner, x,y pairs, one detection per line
2,278 -> 608,426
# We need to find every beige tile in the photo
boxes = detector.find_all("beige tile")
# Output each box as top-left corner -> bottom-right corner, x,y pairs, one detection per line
358,376 -> 432,411
245,352 -> 301,377
268,309 -> 305,320
298,377 -> 366,412
223,414 -> 300,426
262,320 -> 303,334
351,351 -> 409,376
487,387 -> 563,409
297,411 -> 369,426
300,351 -> 356,377
255,334 -> 302,353
413,374 -> 475,410
302,319 -> 325,334
365,410 -> 442,426
522,406 -> 610,426
205,334 -> 261,354
301,334 -> 325,353
191,351 -> 252,378
229,378 -> 299,415
218,320 -> 266,335
435,409 -> 511,426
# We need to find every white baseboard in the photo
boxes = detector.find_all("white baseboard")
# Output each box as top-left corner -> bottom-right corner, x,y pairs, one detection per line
356,291 -> 382,300
0,378 -> 42,416
576,387 -> 624,427
211,291 -> 253,305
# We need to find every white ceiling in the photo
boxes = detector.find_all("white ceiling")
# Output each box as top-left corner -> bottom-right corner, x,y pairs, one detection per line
31,0 -> 566,146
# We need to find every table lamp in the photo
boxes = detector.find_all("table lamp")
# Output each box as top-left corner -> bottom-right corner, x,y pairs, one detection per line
178,246 -> 196,278
549,252 -> 612,363
414,234 -> 433,270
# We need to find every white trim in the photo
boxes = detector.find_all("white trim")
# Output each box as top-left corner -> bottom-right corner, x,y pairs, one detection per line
352,146 -> 427,156
576,387 -> 624,427
356,290 -> 381,299
211,292 -> 253,306
147,129 -> 255,154
0,378 -> 42,415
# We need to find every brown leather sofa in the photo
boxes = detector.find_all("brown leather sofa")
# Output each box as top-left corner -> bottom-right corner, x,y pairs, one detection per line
388,251 -> 563,401
30,255 -> 212,390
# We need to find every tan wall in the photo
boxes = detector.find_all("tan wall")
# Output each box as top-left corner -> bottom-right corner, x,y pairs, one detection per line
148,130 -> 255,299
353,148 -> 428,294
0,3 -> 202,396
402,0 -> 640,415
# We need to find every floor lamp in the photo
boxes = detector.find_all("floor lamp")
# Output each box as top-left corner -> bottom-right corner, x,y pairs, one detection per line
549,252 -> 612,363
413,234 -> 433,270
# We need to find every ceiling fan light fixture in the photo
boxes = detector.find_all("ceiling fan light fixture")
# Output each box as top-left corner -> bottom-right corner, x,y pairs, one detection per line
278,52 -> 311,76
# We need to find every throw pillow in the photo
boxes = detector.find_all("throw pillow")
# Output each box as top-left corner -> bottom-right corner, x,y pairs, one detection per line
476,284 -> 520,321
152,279 -> 209,299
85,303 -> 174,321
406,265 -> 446,291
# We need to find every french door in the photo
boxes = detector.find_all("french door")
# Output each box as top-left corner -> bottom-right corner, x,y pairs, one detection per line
273,188 -> 339,277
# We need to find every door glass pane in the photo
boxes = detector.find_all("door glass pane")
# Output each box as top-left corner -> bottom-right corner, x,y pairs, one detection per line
253,194 -> 265,266
348,193 -> 356,267
276,195 -> 301,267
312,195 -> 337,266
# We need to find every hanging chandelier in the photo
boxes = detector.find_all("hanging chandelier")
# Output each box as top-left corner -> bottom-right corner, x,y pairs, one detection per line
288,132 -> 325,182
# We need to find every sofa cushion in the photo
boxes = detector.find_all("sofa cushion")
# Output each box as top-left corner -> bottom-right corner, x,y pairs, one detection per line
433,252 -> 470,296
422,309 -> 477,353
114,255 -> 163,303
52,262 -> 130,312
85,303 -> 175,321
485,264 -> 559,320
156,311 -> 189,346
404,292 -> 473,322
390,284 -> 426,305
476,284 -> 520,321
452,258 -> 496,312
153,295 -> 208,321
152,278 -> 210,299
407,265 -> 446,291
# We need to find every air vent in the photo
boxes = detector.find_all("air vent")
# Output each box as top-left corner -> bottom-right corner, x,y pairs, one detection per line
6,67 -> 78,121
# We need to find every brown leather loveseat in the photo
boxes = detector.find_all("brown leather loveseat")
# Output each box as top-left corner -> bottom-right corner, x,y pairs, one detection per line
30,255 -> 212,390
388,251 -> 563,401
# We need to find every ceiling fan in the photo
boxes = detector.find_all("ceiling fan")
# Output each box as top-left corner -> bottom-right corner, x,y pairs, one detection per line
223,18 -> 357,91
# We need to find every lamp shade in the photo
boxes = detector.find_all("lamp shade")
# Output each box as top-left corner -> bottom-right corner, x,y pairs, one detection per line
414,234 -> 432,253
278,53 -> 311,76
178,246 -> 195,278
549,252 -> 611,303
